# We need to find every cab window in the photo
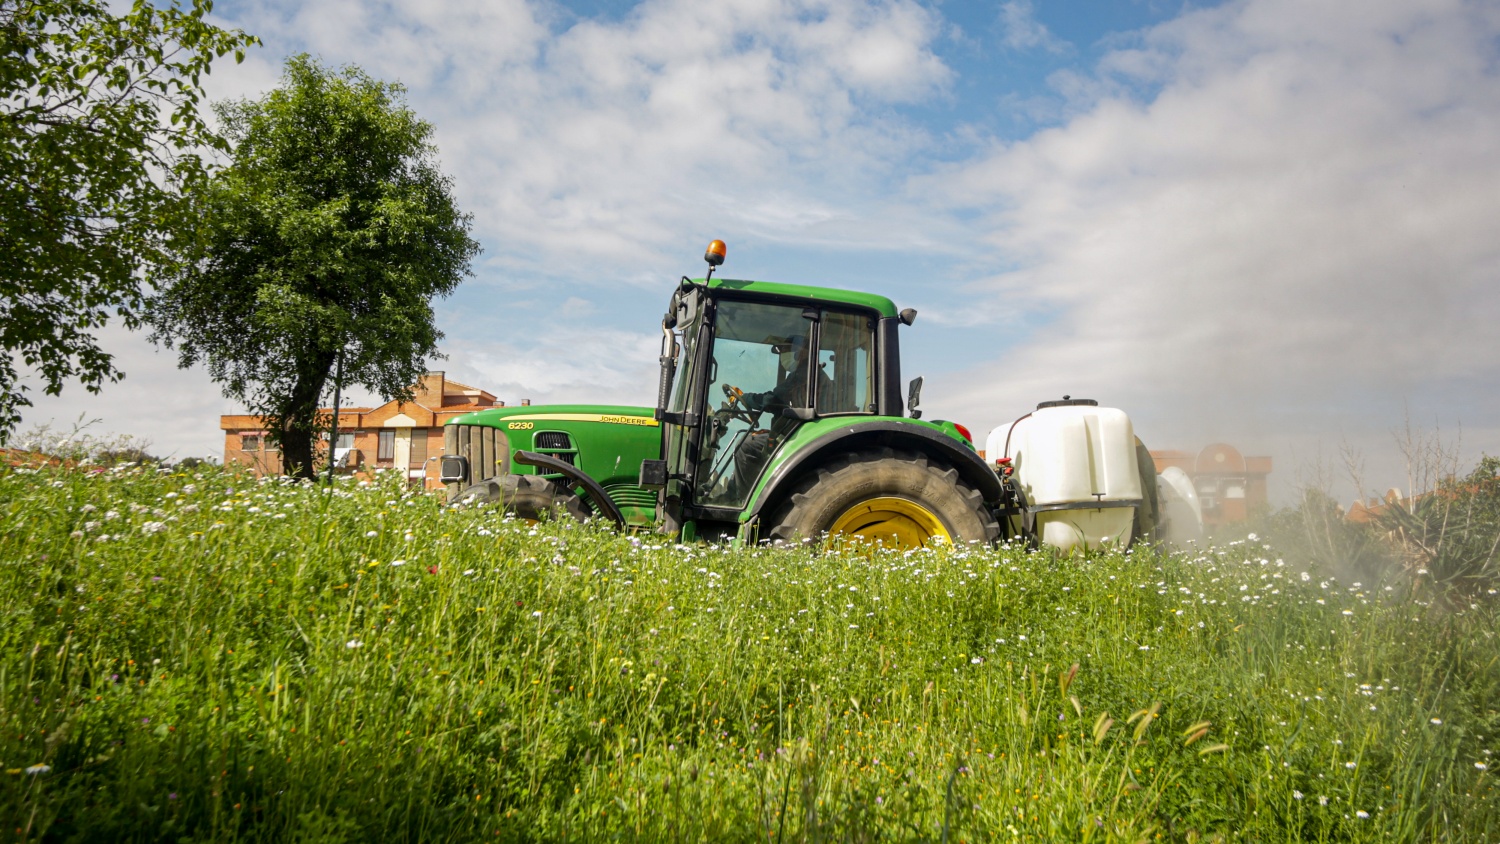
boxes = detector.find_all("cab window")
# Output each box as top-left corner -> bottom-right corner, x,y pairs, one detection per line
815,310 -> 875,415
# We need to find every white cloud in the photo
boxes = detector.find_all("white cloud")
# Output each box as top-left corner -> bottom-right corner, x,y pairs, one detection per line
210,0 -> 954,285
441,329 -> 662,408
922,0 -> 1500,501
998,0 -> 1068,53
15,326 -> 235,461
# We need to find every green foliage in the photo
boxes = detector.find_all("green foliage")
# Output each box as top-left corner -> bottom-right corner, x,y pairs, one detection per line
147,54 -> 480,478
1252,454 -> 1500,601
1377,456 -> 1500,599
0,0 -> 257,440
2,466 -> 1497,841
1254,489 -> 1397,585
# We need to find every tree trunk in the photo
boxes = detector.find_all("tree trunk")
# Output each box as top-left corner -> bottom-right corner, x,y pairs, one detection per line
277,352 -> 335,479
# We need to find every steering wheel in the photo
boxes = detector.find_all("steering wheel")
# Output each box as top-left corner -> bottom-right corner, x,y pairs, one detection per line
720,383 -> 758,424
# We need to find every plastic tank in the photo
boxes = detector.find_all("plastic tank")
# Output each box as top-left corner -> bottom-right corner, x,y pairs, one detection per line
1157,467 -> 1204,544
985,399 -> 1143,553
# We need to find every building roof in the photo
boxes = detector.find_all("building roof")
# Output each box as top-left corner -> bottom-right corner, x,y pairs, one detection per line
222,372 -> 499,432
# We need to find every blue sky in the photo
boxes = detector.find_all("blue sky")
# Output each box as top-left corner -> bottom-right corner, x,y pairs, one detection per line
19,0 -> 1500,506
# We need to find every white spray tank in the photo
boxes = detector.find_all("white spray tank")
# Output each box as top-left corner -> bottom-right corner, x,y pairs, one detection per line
1156,466 -> 1204,544
985,398 -> 1143,553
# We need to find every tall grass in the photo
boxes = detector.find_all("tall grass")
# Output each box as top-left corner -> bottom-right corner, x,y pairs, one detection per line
1,463 -> 1495,841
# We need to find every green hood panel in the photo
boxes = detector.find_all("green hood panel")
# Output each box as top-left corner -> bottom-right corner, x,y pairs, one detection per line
444,405 -> 661,525
445,404 -> 657,427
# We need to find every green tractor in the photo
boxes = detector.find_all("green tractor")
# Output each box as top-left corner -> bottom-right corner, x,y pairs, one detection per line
440,239 -> 1005,547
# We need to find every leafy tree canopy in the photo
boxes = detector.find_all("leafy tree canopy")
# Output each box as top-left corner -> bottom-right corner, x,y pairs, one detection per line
1377,455 -> 1500,596
148,54 -> 480,478
0,0 -> 256,440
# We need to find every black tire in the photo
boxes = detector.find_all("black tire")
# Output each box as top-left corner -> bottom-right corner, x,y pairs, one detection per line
765,448 -> 1000,548
457,474 -> 592,523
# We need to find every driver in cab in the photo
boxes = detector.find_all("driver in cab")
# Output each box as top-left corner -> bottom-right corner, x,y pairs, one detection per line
721,334 -> 830,495
737,335 -> 818,424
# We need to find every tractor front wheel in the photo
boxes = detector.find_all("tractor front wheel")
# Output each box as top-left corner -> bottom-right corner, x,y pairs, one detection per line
456,474 -> 592,523
766,449 -> 999,549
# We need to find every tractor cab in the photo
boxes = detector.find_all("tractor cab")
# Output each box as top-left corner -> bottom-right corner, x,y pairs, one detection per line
645,242 -> 917,540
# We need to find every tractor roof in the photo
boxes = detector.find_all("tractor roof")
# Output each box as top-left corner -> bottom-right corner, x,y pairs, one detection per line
698,277 -> 898,319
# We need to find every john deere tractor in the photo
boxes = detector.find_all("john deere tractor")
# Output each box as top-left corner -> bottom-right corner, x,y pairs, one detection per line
440,240 -> 1005,547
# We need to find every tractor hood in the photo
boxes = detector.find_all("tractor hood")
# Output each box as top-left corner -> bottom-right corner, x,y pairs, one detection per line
445,404 -> 657,427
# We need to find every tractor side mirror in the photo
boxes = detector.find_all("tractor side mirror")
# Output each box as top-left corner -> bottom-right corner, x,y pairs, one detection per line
639,458 -> 667,490
907,376 -> 924,419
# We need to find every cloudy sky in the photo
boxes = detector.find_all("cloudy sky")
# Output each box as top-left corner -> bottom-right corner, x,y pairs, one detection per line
18,0 -> 1500,506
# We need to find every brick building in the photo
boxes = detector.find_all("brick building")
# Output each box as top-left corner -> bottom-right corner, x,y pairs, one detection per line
221,372 -> 500,488
1150,443 -> 1273,527
1345,488 -> 1411,524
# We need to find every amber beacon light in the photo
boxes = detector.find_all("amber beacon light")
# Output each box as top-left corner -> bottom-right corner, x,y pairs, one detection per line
704,239 -> 727,267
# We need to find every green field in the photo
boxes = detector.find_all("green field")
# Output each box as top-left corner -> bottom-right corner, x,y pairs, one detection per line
1,463 -> 1495,842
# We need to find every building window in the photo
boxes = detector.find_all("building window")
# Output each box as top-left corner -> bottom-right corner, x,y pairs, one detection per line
336,432 -> 355,450
409,429 -> 428,468
240,434 -> 261,452
378,430 -> 395,461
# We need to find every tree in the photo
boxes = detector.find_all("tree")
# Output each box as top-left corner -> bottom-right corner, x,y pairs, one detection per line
1377,455 -> 1500,598
147,55 -> 480,479
0,0 -> 256,440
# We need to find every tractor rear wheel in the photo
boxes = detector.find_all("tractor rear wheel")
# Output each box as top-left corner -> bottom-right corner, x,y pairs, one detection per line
765,448 -> 999,549
457,474 -> 592,523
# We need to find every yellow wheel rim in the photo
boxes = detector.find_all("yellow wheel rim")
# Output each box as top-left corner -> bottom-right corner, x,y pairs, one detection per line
827,497 -> 950,548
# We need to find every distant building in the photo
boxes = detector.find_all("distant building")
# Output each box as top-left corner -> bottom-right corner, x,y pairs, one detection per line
1151,443 -> 1273,528
221,372 -> 500,488
1345,488 -> 1411,524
